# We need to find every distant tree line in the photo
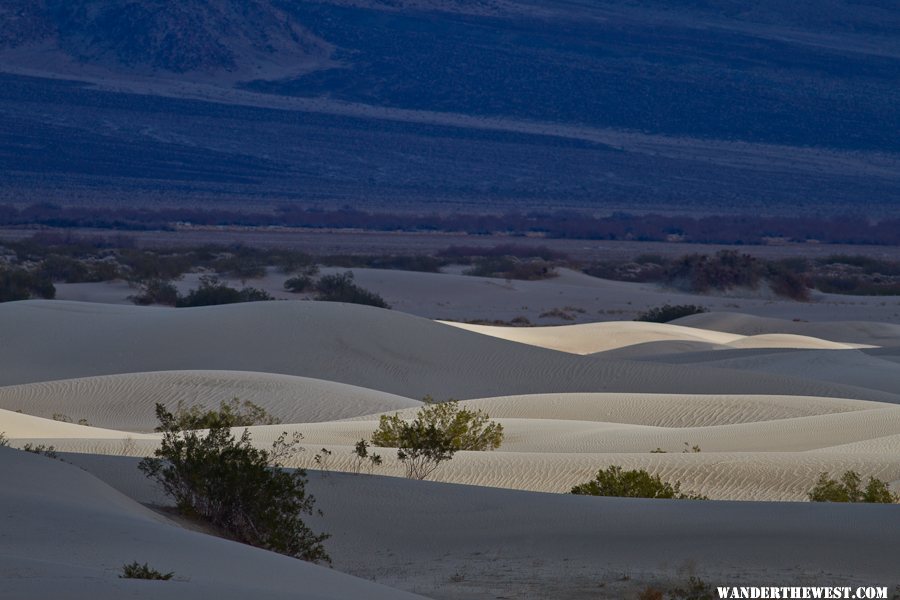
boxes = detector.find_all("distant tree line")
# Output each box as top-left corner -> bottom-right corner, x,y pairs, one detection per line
3,203 -> 900,245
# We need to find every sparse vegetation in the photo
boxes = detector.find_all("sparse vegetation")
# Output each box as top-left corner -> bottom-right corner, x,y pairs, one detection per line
120,562 -> 174,581
371,401 -> 503,479
635,304 -> 708,323
668,576 -> 715,600
284,274 -> 315,293
351,439 -> 383,474
139,403 -> 329,563
0,432 -> 8,447
0,266 -> 55,301
808,471 -> 899,503
175,275 -> 273,307
129,278 -> 179,306
21,443 -> 60,459
373,401 -> 504,452
162,398 -> 280,431
571,466 -> 707,500
314,271 -> 390,308
464,256 -> 558,280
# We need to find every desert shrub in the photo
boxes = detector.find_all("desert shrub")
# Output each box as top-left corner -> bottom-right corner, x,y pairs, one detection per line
464,256 -> 557,280
161,398 -> 281,431
351,439 -> 383,474
571,466 -> 707,500
666,250 -> 764,293
668,576 -> 715,600
175,275 -> 273,307
635,304 -> 708,323
130,278 -> 179,306
0,266 -> 55,302
766,261 -> 811,301
0,432 -> 8,447
373,401 -> 504,453
139,403 -> 329,563
21,443 -> 59,459
638,587 -> 664,600
315,271 -> 389,308
120,562 -> 174,581
284,274 -> 315,293
372,402 -> 503,480
808,471 -> 899,503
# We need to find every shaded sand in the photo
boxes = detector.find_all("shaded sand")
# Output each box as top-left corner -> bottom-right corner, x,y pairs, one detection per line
0,370 -> 420,431
0,448 -> 426,600
63,458 -> 900,598
439,320 -> 876,355
1,301 -> 896,404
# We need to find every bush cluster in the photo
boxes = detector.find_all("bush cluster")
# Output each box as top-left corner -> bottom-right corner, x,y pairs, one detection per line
635,304 -> 708,323
139,403 -> 329,563
571,466 -> 707,500
371,400 -> 503,480
808,471 -> 898,503
120,562 -> 174,581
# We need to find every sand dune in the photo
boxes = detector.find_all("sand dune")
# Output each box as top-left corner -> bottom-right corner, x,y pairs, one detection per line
0,448 -> 426,600
677,312 -> 900,347
4,298 -> 900,598
9,390 -> 898,502
0,370 -> 420,431
61,457 -> 900,598
439,320 -> 876,354
1,301 -> 896,404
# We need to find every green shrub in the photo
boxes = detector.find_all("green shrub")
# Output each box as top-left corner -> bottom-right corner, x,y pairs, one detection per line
351,439 -> 383,474
315,271 -> 389,308
571,466 -> 707,499
139,403 -> 329,563
635,304 -> 708,323
120,562 -> 174,581
808,471 -> 899,503
372,401 -> 504,452
160,398 -> 280,432
372,401 -> 503,480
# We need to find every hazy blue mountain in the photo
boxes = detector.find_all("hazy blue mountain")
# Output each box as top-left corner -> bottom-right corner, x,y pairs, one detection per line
1,0 -> 898,215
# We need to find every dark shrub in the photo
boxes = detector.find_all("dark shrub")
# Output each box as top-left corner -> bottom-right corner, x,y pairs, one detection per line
130,278 -> 179,306
284,274 -> 315,293
176,275 -> 273,307
635,304 -> 708,323
315,271 -> 389,308
139,403 -> 330,563
120,562 -> 174,581
0,266 -> 55,301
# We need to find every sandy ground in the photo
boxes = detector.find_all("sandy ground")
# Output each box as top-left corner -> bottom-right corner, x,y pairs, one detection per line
2,299 -> 899,598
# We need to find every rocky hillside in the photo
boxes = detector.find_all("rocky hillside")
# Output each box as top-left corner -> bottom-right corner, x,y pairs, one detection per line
0,0 -> 330,78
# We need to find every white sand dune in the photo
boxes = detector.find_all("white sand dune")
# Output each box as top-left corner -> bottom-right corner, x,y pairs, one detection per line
439,320 -> 876,355
9,390 -> 898,502
677,311 -> 900,347
1,301 -> 896,404
0,370 -> 420,431
0,448 -> 427,600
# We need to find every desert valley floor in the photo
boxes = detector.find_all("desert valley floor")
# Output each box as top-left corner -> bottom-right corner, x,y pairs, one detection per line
2,292 -> 900,598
